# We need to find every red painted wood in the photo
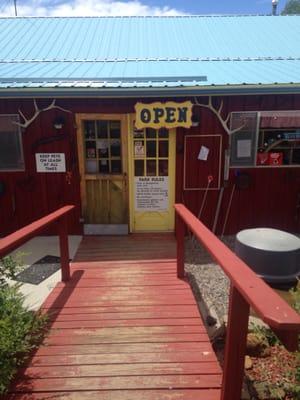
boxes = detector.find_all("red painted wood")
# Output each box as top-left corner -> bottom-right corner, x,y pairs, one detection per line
21,362 -> 221,379
175,204 -> 300,334
8,234 -> 221,399
5,389 -> 221,400
42,304 -> 198,315
175,204 -> 300,400
1,95 -> 300,237
12,375 -> 222,392
176,212 -> 185,278
0,205 -> 74,257
184,135 -> 222,190
58,215 -> 70,282
46,309 -> 200,321
221,285 -> 250,400
0,206 -> 74,283
56,279 -> 185,287
34,341 -> 214,356
31,351 -> 217,366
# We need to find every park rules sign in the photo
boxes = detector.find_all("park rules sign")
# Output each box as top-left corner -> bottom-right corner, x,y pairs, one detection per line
135,101 -> 193,129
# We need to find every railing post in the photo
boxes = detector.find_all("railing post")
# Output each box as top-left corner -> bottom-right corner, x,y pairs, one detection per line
221,284 -> 250,400
58,215 -> 70,282
176,213 -> 185,278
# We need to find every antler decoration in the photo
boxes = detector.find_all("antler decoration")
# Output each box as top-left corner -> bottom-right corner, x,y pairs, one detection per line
15,99 -> 72,129
194,96 -> 245,135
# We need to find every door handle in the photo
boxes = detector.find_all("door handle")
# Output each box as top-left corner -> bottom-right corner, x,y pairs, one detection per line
66,171 -> 72,185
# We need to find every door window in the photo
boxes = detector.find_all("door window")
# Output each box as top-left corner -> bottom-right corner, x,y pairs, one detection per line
133,128 -> 169,177
83,120 -> 122,174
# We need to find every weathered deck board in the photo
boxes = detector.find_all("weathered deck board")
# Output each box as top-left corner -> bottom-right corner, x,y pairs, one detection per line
7,234 -> 222,400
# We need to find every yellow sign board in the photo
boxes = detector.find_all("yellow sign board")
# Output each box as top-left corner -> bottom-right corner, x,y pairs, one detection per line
135,101 -> 193,129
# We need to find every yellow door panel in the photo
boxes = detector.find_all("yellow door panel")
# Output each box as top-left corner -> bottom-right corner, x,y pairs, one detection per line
128,116 -> 176,232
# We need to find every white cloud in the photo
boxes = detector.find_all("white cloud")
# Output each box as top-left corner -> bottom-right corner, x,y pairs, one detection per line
0,0 -> 185,17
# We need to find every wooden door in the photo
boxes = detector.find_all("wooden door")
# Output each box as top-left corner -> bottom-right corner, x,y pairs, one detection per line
76,114 -> 128,234
128,116 -> 176,232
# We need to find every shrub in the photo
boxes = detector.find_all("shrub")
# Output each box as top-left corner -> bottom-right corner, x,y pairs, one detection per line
0,255 -> 47,394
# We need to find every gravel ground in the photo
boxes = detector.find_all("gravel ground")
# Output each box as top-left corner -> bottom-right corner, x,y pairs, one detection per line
184,236 -> 235,327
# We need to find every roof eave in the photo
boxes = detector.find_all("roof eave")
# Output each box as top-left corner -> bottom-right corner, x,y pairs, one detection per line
0,84 -> 300,98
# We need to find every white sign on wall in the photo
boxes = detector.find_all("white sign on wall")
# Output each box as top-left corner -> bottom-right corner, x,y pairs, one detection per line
35,153 -> 66,173
135,177 -> 168,211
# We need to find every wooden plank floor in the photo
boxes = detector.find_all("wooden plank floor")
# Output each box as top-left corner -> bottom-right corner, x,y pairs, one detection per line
7,234 -> 222,400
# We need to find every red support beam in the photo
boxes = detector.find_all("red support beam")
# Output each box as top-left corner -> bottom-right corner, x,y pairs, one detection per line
221,285 -> 250,400
58,215 -> 71,282
176,213 -> 185,278
0,205 -> 75,282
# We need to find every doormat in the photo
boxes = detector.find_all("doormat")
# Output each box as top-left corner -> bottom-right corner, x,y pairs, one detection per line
15,255 -> 68,285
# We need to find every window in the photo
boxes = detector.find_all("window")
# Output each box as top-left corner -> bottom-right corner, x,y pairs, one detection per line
0,115 -> 24,171
230,111 -> 300,168
133,128 -> 169,177
230,112 -> 259,167
83,120 -> 122,174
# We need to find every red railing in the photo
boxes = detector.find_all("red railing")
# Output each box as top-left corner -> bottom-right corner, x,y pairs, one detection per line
0,205 -> 75,282
175,204 -> 300,400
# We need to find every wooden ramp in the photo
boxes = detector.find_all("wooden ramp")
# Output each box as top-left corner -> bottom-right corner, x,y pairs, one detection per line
8,234 -> 222,400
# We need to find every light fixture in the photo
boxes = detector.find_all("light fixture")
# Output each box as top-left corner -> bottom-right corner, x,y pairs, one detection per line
191,114 -> 200,127
53,116 -> 65,130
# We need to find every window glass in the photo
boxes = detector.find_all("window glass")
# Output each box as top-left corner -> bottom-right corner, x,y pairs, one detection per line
110,121 -> 121,138
146,160 -> 156,176
145,128 -> 156,138
97,121 -> 108,138
146,141 -> 156,158
134,160 -> 144,176
159,160 -> 168,176
0,115 -> 24,171
99,159 -> 109,173
84,121 -> 96,139
159,141 -> 168,157
83,119 -> 122,174
158,128 -> 169,138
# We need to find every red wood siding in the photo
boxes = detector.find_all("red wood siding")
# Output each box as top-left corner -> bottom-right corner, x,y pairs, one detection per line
176,94 -> 300,234
1,94 -> 300,235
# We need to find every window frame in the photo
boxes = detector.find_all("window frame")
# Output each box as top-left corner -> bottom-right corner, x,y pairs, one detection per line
0,114 -> 25,172
229,110 -> 300,169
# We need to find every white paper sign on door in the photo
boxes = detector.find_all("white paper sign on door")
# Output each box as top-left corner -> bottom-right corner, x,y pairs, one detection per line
198,145 -> 209,161
135,177 -> 168,211
36,153 -> 66,172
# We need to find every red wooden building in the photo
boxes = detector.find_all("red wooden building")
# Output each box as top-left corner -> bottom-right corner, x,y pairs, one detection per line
1,15 -> 300,236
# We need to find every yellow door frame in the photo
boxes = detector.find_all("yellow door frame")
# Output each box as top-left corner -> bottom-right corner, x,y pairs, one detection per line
76,113 -> 129,226
127,114 -> 176,233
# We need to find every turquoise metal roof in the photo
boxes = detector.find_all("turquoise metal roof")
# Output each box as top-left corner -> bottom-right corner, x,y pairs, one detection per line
0,16 -> 300,96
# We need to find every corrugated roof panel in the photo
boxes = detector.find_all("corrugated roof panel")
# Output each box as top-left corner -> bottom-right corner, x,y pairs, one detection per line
0,16 -> 299,92
0,59 -> 299,88
1,16 -> 300,61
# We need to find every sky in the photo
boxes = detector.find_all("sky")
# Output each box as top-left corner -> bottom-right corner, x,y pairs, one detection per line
0,0 -> 290,17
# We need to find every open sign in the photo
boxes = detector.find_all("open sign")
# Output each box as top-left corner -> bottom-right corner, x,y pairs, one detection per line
135,101 -> 193,129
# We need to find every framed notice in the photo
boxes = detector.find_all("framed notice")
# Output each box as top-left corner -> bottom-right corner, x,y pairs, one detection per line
35,153 -> 66,173
135,177 -> 168,211
230,112 -> 259,167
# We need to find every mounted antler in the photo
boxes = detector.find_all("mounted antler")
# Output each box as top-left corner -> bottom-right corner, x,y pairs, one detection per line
194,96 -> 245,135
15,99 -> 72,129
